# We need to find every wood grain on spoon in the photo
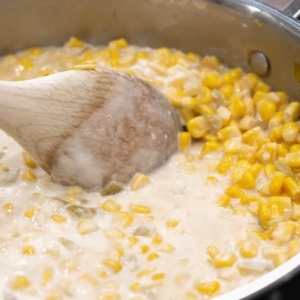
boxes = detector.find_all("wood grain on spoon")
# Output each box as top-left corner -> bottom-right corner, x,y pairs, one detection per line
0,68 -> 181,189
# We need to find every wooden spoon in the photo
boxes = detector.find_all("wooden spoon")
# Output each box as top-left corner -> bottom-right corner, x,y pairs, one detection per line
0,68 -> 181,189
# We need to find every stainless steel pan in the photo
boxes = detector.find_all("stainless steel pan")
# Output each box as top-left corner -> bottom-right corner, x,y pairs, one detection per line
1,0 -> 300,298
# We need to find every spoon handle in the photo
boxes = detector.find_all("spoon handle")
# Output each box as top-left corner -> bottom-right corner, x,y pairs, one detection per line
0,75 -> 87,170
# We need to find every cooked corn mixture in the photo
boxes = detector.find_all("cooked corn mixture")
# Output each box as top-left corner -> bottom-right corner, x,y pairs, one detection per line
0,37 -> 300,300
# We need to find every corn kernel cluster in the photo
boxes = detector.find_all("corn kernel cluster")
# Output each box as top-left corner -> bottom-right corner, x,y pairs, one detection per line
1,36 -> 300,300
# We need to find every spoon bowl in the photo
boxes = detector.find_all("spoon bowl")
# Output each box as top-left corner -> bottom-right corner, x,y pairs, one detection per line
0,68 -> 181,189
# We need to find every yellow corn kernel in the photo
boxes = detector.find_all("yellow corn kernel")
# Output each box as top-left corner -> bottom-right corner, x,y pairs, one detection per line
257,99 -> 277,122
258,201 -> 270,228
79,273 -> 98,285
51,214 -> 66,223
187,116 -> 208,139
161,244 -> 175,253
194,281 -> 220,295
242,126 -> 261,143
269,196 -> 292,210
59,259 -> 79,272
200,141 -> 220,157
151,273 -> 165,280
290,145 -> 300,153
42,267 -> 53,287
225,186 -> 245,198
196,104 -> 215,116
273,252 -> 288,267
248,201 -> 259,216
269,126 -> 283,143
249,163 -> 263,178
10,275 -> 30,290
269,202 -> 285,220
206,175 -> 218,184
228,95 -> 246,119
283,102 -> 300,122
104,227 -> 126,239
76,218 -> 99,235
217,125 -> 241,142
166,219 -> 179,228
112,212 -> 134,228
253,91 -> 268,105
102,259 -> 122,273
17,57 -> 33,72
136,267 -> 155,278
202,72 -> 219,89
179,108 -> 196,123
285,152 -> 300,168
68,186 -> 83,196
219,71 -> 235,85
22,245 -> 35,255
272,222 -> 295,243
27,47 -> 43,56
232,209 -> 247,216
255,80 -> 271,93
282,177 -> 300,202
24,206 -> 36,219
152,233 -> 163,246
112,38 -> 128,48
200,55 -> 219,68
228,68 -> 243,80
207,245 -> 219,259
131,204 -> 151,214
219,83 -> 234,99
22,170 -> 37,182
237,149 -> 256,164
277,144 -> 289,157
248,229 -> 267,241
140,245 -> 149,254
231,159 -> 251,183
292,204 -> 300,220
257,143 -> 277,164
22,151 -> 37,168
204,134 -> 219,142
244,72 -> 258,87
101,199 -> 122,212
236,171 -> 256,189
67,36 -> 83,47
128,236 -> 138,247
240,194 -> 261,205
269,172 -> 286,196
212,253 -> 236,268
276,91 -> 287,106
112,243 -> 124,259
69,63 -> 97,70
147,252 -> 160,261
130,282 -> 141,292
216,160 -> 234,175
259,183 -> 270,197
288,239 -> 300,258
268,111 -> 284,130
223,137 -> 242,155
3,202 -> 14,212
108,48 -> 120,60
218,195 -> 231,207
239,240 -> 259,258
264,164 -> 276,180
196,86 -> 213,104
178,132 -> 191,154
282,122 -> 300,143
239,115 -> 256,131
130,174 -> 151,191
